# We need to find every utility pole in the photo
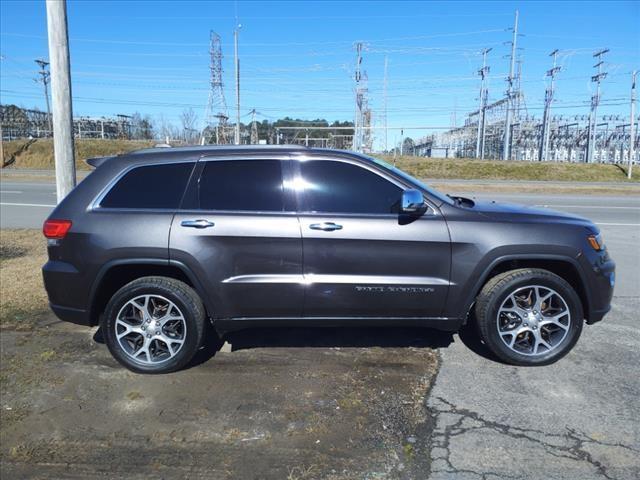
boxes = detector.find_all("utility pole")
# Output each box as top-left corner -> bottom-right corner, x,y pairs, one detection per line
34,59 -> 53,135
0,55 -> 3,163
353,42 -> 364,152
515,56 -> 523,118
383,55 -> 388,152
502,9 -> 519,160
539,49 -> 561,161
234,25 -> 241,145
45,0 -> 76,202
476,48 -> 491,159
629,70 -> 637,179
587,48 -> 609,163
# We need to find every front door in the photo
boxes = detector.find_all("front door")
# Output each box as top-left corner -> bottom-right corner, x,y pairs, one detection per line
170,157 -> 304,319
296,158 -> 451,318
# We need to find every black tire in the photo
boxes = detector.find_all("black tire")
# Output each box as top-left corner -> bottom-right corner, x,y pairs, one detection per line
475,268 -> 583,366
102,276 -> 206,374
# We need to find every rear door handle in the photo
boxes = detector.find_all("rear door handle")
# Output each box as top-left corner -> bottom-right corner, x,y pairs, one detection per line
181,219 -> 215,229
309,222 -> 343,232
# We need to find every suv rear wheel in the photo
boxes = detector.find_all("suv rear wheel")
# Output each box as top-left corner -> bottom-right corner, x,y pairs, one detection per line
475,268 -> 583,366
102,276 -> 206,373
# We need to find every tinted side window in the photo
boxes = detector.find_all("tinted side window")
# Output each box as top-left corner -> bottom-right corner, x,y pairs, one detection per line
100,162 -> 195,209
198,159 -> 284,211
300,160 -> 402,214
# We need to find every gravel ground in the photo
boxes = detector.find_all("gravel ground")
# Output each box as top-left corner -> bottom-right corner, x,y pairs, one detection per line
0,320 -> 443,479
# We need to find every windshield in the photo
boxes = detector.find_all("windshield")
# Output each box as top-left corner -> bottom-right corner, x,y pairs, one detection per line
365,154 -> 454,206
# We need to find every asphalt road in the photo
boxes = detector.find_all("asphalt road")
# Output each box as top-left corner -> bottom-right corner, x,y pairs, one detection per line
1,178 -> 639,479
2,179 -> 640,229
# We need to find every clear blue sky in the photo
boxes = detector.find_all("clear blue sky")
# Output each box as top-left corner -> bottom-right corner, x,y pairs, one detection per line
1,0 -> 638,146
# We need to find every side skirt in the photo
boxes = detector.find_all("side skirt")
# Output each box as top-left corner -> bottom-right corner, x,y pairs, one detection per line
213,316 -> 463,334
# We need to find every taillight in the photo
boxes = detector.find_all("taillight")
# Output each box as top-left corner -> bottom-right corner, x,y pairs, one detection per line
43,219 -> 72,239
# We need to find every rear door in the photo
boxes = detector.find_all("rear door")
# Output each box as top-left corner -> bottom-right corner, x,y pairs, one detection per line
296,157 -> 451,318
169,156 -> 304,319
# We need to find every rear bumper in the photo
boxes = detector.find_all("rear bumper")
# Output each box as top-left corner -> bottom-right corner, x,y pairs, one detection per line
43,260 -> 93,326
49,303 -> 92,326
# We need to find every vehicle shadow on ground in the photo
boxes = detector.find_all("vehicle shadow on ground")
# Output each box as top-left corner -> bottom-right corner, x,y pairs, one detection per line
93,321 -> 503,369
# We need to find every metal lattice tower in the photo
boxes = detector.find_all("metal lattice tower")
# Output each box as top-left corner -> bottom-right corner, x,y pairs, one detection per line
353,42 -> 372,152
203,31 -> 229,144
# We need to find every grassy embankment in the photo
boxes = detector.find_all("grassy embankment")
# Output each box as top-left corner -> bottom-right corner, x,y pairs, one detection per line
2,138 -> 154,170
3,138 -> 638,182
383,155 -> 640,183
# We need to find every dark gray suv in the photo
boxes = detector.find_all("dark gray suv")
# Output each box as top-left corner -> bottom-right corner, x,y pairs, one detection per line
42,145 -> 615,373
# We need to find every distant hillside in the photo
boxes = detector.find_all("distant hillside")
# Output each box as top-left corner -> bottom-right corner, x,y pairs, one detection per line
1,139 -> 637,182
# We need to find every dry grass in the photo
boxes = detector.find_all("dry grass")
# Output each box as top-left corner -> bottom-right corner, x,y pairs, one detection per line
430,182 -> 640,196
383,155 -> 640,183
3,139 -> 639,183
0,230 -> 49,329
1,139 -> 32,165
3,138 -> 154,170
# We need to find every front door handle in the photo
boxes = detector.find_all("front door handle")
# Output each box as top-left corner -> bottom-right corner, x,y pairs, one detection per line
309,222 -> 343,232
181,219 -> 215,229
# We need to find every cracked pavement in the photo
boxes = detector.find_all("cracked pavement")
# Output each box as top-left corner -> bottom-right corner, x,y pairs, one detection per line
425,207 -> 640,480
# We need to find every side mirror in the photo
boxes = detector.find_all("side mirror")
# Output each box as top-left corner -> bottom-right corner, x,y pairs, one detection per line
401,189 -> 427,214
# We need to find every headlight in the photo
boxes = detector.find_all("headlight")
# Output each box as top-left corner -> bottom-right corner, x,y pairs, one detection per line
587,233 -> 604,251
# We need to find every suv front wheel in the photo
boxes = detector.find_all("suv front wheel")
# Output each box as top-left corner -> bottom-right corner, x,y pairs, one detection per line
475,268 -> 584,366
102,276 -> 206,374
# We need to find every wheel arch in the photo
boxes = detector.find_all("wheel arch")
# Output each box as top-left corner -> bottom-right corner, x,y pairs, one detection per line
89,258 -> 214,325
461,255 -> 591,324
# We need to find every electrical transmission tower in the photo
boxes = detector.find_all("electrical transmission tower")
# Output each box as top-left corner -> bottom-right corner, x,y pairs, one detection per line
476,48 -> 492,159
353,42 -> 372,152
203,31 -> 229,144
502,9 -> 519,160
250,108 -> 258,144
538,49 -> 561,161
34,59 -> 52,135
587,48 -> 609,163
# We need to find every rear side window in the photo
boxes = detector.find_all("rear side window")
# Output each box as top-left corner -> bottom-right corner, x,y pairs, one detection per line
198,159 -> 284,211
100,163 -> 195,209
300,160 -> 402,214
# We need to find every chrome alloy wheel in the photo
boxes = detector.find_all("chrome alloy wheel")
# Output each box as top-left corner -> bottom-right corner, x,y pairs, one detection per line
496,285 -> 571,356
115,295 -> 187,364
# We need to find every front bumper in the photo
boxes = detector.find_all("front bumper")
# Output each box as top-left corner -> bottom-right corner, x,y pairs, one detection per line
583,256 -> 615,325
